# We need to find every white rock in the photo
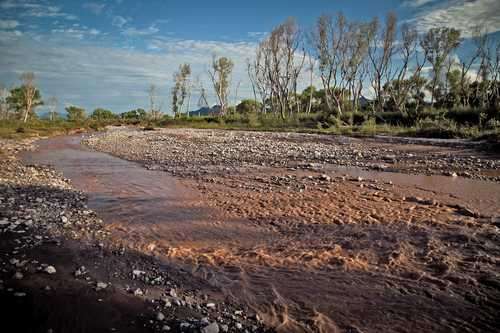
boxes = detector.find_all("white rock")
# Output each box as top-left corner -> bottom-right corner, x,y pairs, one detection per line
156,312 -> 165,321
132,270 -> 145,278
13,272 -> 23,280
44,266 -> 57,274
201,322 -> 219,333
96,282 -> 108,290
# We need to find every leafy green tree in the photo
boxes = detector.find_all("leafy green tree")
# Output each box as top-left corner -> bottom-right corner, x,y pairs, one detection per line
236,99 -> 262,114
91,108 -> 116,121
6,85 -> 43,121
444,69 -> 462,108
121,108 -> 147,120
65,106 -> 86,122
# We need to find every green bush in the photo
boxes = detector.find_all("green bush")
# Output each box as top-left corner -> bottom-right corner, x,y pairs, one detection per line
445,107 -> 481,126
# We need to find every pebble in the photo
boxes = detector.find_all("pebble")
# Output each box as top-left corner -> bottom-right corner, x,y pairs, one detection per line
44,266 -> 57,274
96,282 -> 108,290
201,322 -> 219,333
156,312 -> 165,321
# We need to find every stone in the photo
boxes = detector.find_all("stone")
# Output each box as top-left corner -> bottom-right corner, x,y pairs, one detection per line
132,270 -> 145,278
44,266 -> 57,274
13,272 -> 24,280
320,174 -> 331,182
74,266 -> 87,277
156,312 -> 165,321
201,322 -> 219,333
96,282 -> 108,290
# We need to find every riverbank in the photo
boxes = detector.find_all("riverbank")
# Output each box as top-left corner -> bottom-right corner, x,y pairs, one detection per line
82,127 -> 500,332
0,137 -> 269,333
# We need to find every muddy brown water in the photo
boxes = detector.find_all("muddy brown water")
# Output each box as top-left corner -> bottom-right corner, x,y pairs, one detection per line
22,134 -> 500,333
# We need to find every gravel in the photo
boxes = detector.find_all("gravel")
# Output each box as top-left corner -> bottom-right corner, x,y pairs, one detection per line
83,127 -> 500,182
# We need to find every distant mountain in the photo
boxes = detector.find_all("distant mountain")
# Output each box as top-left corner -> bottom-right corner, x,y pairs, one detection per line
187,105 -> 221,117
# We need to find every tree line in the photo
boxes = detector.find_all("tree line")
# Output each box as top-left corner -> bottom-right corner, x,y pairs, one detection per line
1,11 -> 499,125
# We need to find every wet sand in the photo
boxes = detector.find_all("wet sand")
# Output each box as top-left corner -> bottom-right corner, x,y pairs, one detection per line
23,128 -> 500,332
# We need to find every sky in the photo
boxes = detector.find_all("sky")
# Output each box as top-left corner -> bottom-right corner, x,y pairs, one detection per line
0,0 -> 499,115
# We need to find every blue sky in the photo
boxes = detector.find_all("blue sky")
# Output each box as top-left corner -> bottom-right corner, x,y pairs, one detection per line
0,0 -> 499,115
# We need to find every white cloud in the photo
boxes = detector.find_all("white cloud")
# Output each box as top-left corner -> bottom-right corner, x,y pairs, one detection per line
0,19 -> 20,29
50,27 -> 100,40
112,16 -> 128,28
0,33 -> 264,113
0,29 -> 22,42
409,0 -> 500,37
402,0 -> 436,8
83,2 -> 106,15
247,31 -> 267,40
0,1 -> 78,20
122,25 -> 159,37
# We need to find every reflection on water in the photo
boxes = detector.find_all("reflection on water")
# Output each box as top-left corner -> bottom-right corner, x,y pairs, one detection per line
22,134 -> 500,332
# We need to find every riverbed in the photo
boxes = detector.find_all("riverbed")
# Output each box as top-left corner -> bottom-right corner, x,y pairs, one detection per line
23,129 -> 500,333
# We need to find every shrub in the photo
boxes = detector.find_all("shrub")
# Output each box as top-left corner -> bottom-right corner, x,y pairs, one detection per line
445,107 -> 481,126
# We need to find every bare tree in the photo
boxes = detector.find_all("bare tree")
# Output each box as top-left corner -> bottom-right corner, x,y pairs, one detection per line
197,83 -> 209,111
0,84 -> 9,120
148,84 -> 162,120
208,55 -> 234,115
248,48 -> 272,113
233,80 -> 241,108
257,17 -> 305,119
311,13 -> 348,115
367,12 -> 398,112
311,13 -> 374,115
488,40 -> 500,108
246,60 -> 260,112
171,63 -> 191,117
47,96 -> 58,121
420,27 -> 461,107
385,24 -> 428,113
306,55 -> 315,114
346,22 -> 371,112
20,72 -> 38,123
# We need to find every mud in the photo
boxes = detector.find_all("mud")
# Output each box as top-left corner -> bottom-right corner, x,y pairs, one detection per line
21,128 -> 500,332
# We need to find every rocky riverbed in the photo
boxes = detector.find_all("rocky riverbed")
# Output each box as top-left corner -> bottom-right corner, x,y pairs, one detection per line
81,127 -> 500,333
0,138 -> 269,333
84,127 -> 500,181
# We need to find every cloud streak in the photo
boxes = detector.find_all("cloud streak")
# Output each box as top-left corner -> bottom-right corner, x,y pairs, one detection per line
408,0 -> 500,37
0,19 -> 20,29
